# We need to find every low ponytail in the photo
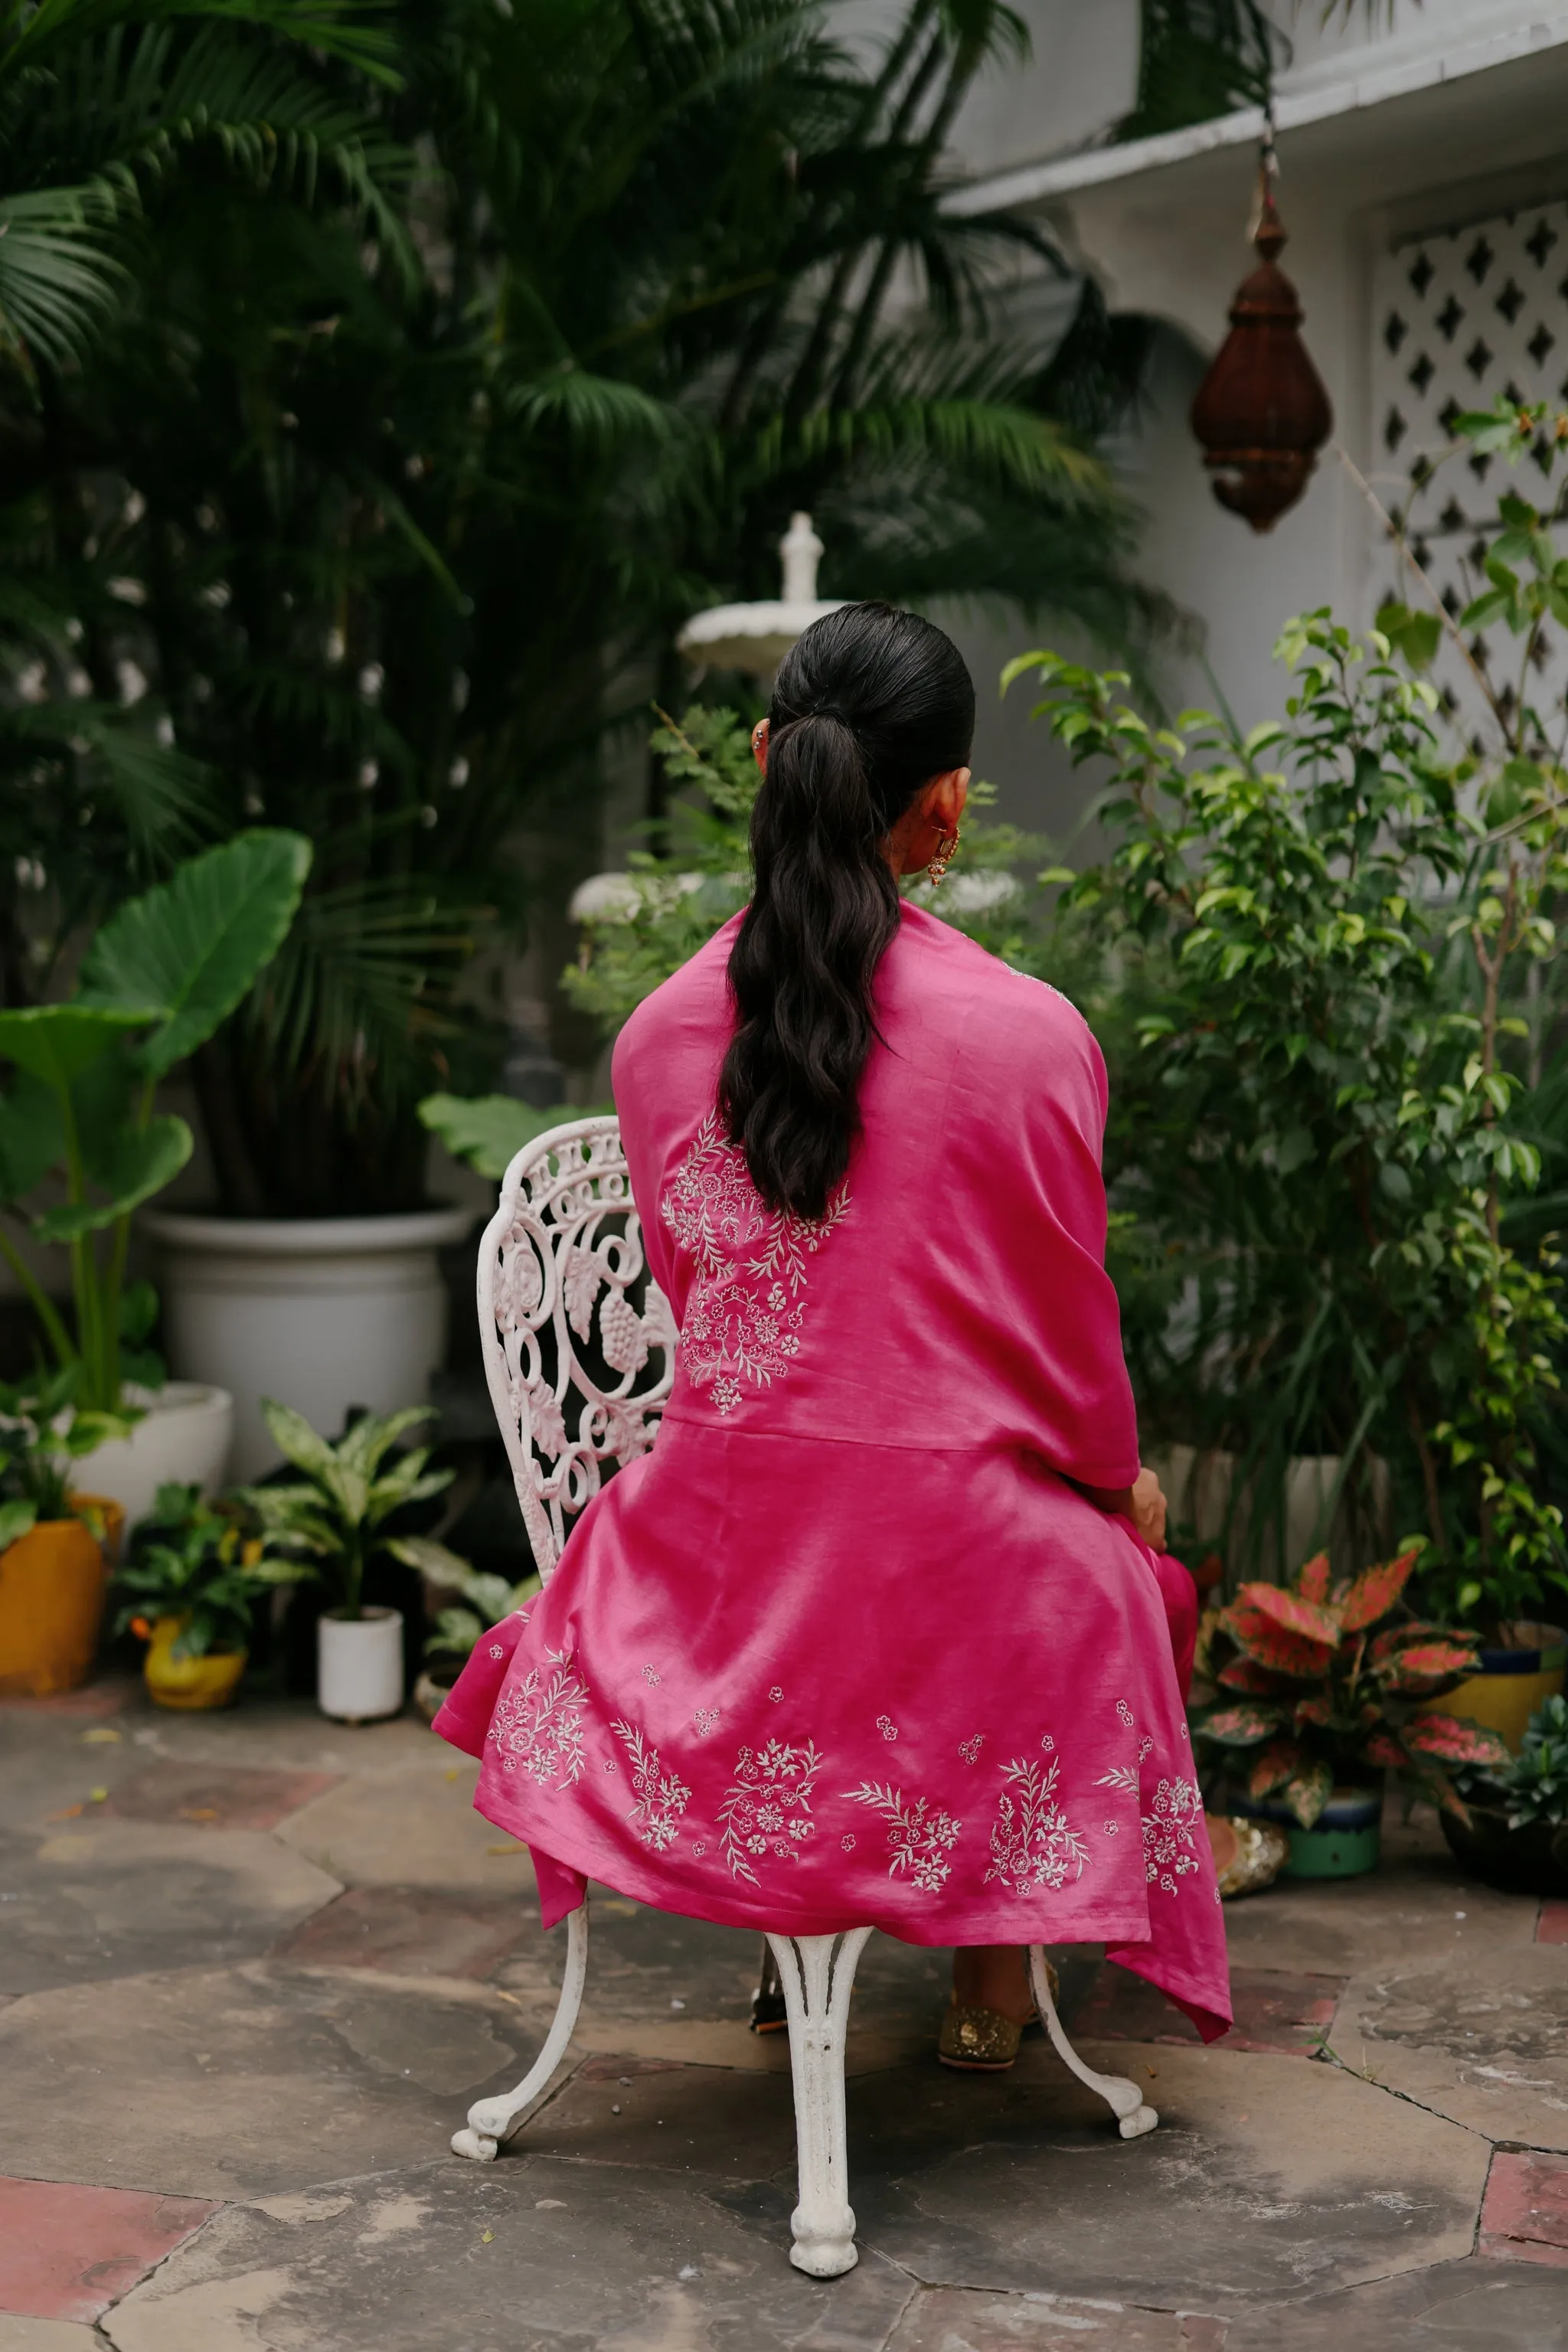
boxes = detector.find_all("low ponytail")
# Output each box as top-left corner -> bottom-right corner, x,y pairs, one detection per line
719,602 -> 975,1220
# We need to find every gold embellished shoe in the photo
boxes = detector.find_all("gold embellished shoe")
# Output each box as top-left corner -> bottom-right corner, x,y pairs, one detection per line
938,1959 -> 1059,2073
1212,1815 -> 1289,1900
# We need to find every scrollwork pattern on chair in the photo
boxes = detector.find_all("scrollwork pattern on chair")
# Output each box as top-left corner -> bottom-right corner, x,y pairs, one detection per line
478,1116 -> 675,1576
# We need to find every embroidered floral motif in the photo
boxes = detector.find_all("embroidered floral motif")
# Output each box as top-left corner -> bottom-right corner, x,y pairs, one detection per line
486,1648 -> 590,1788
641,1664 -> 661,1684
1103,1820 -> 1119,1834
1116,1700 -> 1135,1727
841,1833 -> 856,1852
1138,1736 -> 1154,1764
610,1720 -> 691,1851
488,1644 -> 504,1660
843,1782 -> 962,1890
661,1111 -> 850,1414
1040,1733 -> 1056,1753
984,1756 -> 1089,1894
692,1841 -> 707,1858
959,1735 -> 985,1765
692,1707 -> 720,1738
768,1686 -> 784,1703
716,1737 -> 823,1884
1143,1777 -> 1203,1895
1094,1764 -> 1140,1795
876,1714 -> 899,1742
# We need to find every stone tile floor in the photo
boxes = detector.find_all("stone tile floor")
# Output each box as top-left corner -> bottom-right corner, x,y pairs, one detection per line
1,1681 -> 1565,2350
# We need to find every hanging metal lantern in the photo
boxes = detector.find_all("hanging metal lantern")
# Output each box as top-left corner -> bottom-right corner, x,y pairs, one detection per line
1190,164 -> 1332,533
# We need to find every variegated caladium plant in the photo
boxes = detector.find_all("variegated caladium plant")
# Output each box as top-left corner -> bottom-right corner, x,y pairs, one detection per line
1190,1546 -> 1511,1828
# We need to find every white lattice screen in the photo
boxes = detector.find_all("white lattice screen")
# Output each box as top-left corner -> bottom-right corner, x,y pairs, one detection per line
1370,198 -> 1568,751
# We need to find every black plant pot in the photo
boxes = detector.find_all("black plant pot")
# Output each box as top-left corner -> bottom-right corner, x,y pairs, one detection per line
1441,1802 -> 1568,1896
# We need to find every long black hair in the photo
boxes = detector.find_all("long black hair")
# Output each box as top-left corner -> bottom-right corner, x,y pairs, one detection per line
719,601 -> 975,1220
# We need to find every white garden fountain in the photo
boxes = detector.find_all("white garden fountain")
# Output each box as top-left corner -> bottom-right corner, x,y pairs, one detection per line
674,511 -> 844,676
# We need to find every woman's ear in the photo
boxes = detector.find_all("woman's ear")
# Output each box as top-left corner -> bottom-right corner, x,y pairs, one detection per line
751,717 -> 769,774
925,766 -> 970,832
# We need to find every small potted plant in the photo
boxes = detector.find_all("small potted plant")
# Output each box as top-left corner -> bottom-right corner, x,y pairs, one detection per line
1191,1547 -> 1510,1877
0,831 -> 310,1524
0,1374 -> 126,1695
1442,1694 -> 1568,1896
415,1560 -> 541,1720
111,1483 -> 302,1710
237,1398 -> 470,1723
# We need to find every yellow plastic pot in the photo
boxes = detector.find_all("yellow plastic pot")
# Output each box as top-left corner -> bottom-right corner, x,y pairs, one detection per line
142,1614 -> 247,1710
1424,1622 -> 1566,1756
0,1497 -> 119,1697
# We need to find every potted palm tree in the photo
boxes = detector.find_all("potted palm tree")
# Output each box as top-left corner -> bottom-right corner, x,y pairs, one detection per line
237,1398 -> 472,1723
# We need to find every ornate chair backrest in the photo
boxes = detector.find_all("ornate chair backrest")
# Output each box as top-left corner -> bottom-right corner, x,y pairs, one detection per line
477,1114 -> 675,1580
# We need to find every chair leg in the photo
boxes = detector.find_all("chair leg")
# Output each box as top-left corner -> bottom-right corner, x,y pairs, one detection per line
1027,1945 -> 1158,2141
766,1926 -> 873,2278
452,1900 -> 590,2161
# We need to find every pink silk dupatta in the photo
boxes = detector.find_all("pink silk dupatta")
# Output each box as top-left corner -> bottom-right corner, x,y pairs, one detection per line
436,904 -> 1232,2042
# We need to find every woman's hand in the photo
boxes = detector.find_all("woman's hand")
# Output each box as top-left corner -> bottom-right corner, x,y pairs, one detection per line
1073,1465 -> 1168,1550
1128,1465 -> 1167,1551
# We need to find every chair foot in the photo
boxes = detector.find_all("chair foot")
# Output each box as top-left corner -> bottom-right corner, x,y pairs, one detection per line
767,1926 -> 874,2278
451,1901 -> 590,2161
1027,1945 -> 1159,2139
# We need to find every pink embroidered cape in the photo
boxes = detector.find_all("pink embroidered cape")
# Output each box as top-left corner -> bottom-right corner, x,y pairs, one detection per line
436,903 -> 1233,2040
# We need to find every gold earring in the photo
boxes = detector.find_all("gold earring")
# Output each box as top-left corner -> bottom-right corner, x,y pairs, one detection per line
926,822 -> 959,885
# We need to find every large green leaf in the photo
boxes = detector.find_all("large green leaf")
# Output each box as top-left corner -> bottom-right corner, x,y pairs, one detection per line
0,1005 -> 155,1091
32,1116 -> 192,1240
417,1093 -> 605,1181
258,1398 -> 366,1523
77,831 -> 312,1076
0,1073 -> 64,1207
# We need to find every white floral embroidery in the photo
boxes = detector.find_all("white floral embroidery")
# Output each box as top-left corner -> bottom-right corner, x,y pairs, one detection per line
692,1841 -> 707,1858
1040,1733 -> 1056,1753
959,1735 -> 985,1765
1138,1736 -> 1154,1764
985,1756 -> 1089,1894
1181,1723 -> 1191,1743
488,1644 -> 504,1660
486,1648 -> 590,1788
642,1664 -> 661,1684
1144,1778 -> 1203,1895
1116,1700 -> 1135,1727
1094,1764 -> 1140,1795
603,1758 -> 617,1772
843,1782 -> 962,1891
1104,1821 -> 1119,1834
661,1111 -> 850,1413
692,1708 -> 720,1738
876,1714 -> 899,1742
717,1737 -> 823,1884
841,1833 -> 856,1852
768,1686 -> 784,1703
610,1720 -> 691,1851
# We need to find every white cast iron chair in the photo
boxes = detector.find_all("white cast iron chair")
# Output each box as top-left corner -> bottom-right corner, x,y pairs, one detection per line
449,1114 -> 1158,2278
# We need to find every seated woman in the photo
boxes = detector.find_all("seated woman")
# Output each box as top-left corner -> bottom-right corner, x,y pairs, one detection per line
436,602 -> 1233,2063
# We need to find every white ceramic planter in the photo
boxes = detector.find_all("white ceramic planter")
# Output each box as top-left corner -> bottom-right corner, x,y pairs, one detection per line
318,1606 -> 405,1721
73,1382 -> 234,1546
142,1207 -> 474,1478
1147,1443 -> 1390,1582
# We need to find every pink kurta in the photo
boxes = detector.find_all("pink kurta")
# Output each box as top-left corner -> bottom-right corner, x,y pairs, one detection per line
436,903 -> 1232,2040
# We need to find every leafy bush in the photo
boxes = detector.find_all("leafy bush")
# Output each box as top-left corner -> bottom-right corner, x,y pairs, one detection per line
1455,1693 -> 1568,1831
111,1483 -> 301,1661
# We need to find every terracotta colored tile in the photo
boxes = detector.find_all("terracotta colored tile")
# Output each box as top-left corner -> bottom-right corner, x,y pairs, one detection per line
0,2177 -> 215,2322
1073,1964 -> 1341,2055
102,1762 -> 339,1832
1479,2150 -> 1568,2266
0,1685 -> 132,1721
271,1884 -> 524,1977
1537,1900 -> 1568,1945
